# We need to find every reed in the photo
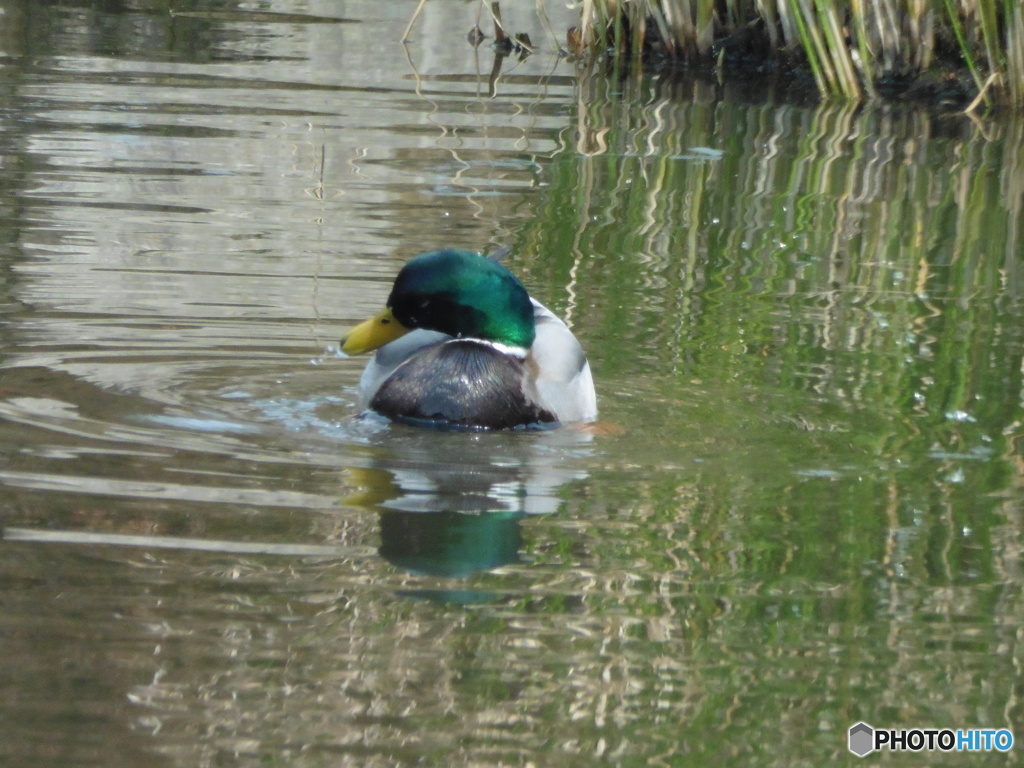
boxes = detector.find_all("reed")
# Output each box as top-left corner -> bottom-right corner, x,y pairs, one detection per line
575,0 -> 1024,108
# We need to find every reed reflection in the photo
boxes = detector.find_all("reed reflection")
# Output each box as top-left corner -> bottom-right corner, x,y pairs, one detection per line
525,72 -> 1024,457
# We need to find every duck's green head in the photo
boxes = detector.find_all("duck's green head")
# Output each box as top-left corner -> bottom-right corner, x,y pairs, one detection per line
342,250 -> 536,355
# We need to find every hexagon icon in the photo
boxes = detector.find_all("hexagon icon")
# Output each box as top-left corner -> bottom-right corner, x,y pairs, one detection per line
848,722 -> 874,757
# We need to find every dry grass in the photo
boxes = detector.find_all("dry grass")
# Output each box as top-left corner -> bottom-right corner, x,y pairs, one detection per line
575,0 -> 1024,108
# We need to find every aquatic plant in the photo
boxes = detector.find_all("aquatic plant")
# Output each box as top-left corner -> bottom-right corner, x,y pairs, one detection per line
573,0 -> 1024,108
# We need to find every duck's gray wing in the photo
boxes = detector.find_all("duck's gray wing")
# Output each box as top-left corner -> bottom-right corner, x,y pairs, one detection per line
529,299 -> 597,422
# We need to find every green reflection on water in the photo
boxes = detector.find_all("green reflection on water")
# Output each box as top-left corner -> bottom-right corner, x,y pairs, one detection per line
2,2 -> 1023,761
522,72 -> 1022,509
493,71 -> 1024,761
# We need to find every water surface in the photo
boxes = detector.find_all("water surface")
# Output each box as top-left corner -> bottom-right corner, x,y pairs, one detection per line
1,1 -> 1022,766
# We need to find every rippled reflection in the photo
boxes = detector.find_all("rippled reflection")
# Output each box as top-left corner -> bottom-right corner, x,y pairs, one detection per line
355,425 -> 591,582
1,0 -> 1023,766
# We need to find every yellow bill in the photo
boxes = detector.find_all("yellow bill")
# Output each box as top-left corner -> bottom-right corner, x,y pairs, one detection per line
341,307 -> 410,355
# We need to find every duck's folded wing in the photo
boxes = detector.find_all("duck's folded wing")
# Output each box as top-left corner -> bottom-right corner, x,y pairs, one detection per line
529,299 -> 598,422
370,340 -> 557,429
356,329 -> 450,408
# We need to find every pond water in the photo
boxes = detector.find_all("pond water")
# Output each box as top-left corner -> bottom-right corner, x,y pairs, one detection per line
1,1 -> 1023,766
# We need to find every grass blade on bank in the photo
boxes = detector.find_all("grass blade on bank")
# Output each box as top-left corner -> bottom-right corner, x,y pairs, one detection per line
568,0 -> 1023,107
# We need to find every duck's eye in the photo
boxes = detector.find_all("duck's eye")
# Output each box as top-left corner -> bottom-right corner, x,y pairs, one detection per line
380,317 -> 390,325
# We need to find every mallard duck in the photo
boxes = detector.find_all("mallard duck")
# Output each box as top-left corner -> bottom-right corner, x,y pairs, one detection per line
341,249 -> 597,429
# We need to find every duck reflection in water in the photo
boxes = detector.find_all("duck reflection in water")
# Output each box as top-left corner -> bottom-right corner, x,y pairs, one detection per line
346,423 -> 593,595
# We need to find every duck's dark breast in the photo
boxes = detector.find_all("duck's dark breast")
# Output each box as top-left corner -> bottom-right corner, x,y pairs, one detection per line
370,340 -> 556,429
